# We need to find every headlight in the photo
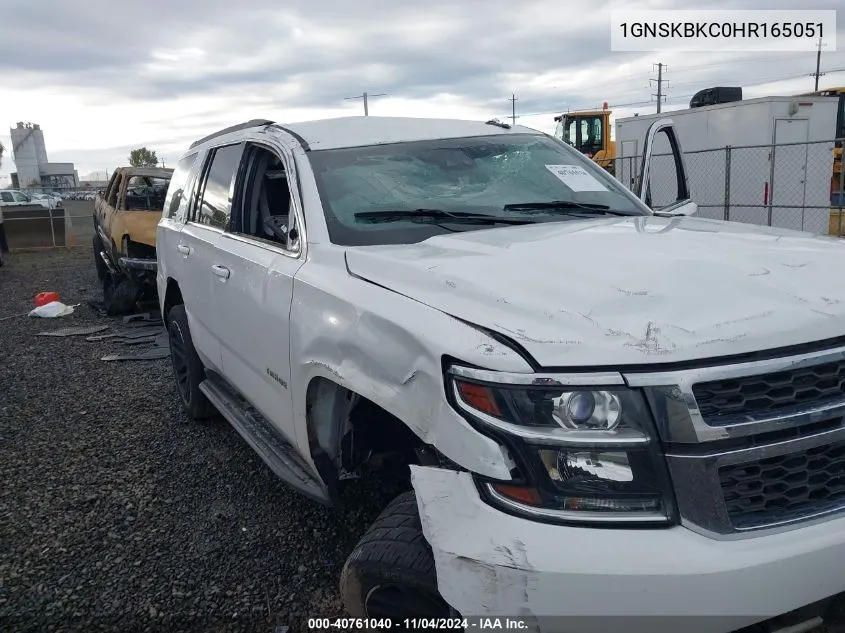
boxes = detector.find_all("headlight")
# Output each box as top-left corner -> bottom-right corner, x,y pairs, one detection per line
447,365 -> 674,525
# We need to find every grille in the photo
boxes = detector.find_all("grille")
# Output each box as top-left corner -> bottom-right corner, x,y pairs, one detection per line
720,440 -> 845,529
692,359 -> 845,421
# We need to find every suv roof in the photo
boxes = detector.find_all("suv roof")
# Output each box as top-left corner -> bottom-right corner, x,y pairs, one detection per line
189,116 -> 543,153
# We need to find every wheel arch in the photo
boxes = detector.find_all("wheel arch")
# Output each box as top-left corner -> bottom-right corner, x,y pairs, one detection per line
162,277 -> 184,321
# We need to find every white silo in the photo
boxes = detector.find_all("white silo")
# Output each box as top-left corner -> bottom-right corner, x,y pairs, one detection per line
10,122 -> 43,187
32,124 -> 48,164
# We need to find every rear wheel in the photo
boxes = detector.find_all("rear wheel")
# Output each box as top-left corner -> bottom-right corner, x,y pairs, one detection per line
166,304 -> 212,421
341,492 -> 455,627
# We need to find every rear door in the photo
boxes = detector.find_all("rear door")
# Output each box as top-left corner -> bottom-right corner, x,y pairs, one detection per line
157,151 -> 202,314
101,173 -> 124,253
177,142 -> 245,372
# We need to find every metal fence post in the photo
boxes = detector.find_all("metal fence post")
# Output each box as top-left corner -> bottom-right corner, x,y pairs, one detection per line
838,153 -> 845,237
48,207 -> 56,247
723,145 -> 732,221
766,141 -> 776,227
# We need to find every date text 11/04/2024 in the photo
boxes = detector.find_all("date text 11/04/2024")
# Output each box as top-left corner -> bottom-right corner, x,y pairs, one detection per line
308,618 -> 530,630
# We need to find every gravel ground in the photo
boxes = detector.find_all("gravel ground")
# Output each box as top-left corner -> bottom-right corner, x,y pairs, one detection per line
0,247 -> 402,632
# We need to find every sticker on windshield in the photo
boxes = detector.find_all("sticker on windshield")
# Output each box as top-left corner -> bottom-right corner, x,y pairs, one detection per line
545,165 -> 608,192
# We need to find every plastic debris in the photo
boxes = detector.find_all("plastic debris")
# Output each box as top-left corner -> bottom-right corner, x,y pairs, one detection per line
123,312 -> 162,326
87,328 -> 163,341
100,331 -> 169,361
37,325 -> 109,337
34,291 -> 61,307
28,301 -> 77,318
101,348 -> 170,362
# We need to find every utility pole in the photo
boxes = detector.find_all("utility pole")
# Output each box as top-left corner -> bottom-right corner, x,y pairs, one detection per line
509,94 -> 518,126
650,63 -> 668,113
812,36 -> 826,91
344,91 -> 387,116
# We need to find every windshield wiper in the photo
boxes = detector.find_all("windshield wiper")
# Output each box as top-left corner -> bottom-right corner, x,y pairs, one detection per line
354,209 -> 534,225
503,201 -> 637,216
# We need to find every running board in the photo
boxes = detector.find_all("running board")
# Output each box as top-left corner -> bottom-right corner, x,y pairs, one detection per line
199,377 -> 329,505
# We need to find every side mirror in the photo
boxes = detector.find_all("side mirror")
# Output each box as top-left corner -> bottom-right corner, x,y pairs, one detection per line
637,118 -> 694,215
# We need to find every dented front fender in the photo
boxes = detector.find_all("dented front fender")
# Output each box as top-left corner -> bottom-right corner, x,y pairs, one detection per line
288,248 -> 532,481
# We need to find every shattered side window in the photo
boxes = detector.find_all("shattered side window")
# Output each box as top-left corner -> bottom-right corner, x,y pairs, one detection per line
124,176 -> 172,211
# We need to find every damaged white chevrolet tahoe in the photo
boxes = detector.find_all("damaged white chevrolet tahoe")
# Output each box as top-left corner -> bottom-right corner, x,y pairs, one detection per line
157,116 -> 845,633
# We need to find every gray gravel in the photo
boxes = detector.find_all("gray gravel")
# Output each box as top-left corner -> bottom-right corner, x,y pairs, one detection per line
0,247 -> 402,632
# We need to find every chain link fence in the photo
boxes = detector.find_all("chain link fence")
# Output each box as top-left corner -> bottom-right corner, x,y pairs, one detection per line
606,138 -> 845,236
2,199 -> 97,250
1,180 -> 108,249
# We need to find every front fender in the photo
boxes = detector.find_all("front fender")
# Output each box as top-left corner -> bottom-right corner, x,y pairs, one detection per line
289,255 -> 533,481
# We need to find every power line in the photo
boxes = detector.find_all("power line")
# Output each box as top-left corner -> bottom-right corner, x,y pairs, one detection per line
344,91 -> 387,116
544,54 -> 800,98
508,67 -> 845,120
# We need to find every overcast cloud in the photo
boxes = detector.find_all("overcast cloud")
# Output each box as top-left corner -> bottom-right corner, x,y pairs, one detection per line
0,0 -> 843,181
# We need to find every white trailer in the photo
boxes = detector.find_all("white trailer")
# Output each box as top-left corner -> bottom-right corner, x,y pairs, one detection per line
615,96 -> 838,234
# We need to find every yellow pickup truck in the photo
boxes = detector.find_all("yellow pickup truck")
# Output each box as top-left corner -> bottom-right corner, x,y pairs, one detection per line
92,166 -> 173,314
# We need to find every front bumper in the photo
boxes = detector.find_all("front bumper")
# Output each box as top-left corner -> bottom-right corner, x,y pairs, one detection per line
411,466 -> 845,633
119,256 -> 157,272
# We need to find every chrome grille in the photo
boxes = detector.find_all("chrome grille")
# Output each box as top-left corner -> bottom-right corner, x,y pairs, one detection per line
693,359 -> 845,422
719,440 -> 845,530
625,344 -> 845,537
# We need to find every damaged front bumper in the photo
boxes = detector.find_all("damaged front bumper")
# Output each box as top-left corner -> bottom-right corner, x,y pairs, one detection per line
410,466 -> 845,633
119,256 -> 157,272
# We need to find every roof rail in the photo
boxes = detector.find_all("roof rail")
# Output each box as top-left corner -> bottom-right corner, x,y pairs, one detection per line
189,119 -> 275,149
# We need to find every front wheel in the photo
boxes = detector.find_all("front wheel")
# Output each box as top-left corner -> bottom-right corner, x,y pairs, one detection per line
341,492 -> 455,627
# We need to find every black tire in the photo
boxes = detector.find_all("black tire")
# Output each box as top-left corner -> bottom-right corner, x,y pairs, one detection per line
340,492 -> 455,626
93,234 -> 108,281
102,273 -> 139,316
166,304 -> 213,421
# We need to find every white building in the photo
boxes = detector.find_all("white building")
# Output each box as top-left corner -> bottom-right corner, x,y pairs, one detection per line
9,122 -> 79,191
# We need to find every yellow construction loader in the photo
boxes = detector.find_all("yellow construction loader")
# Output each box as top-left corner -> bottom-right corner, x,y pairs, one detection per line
799,87 -> 845,234
553,103 -> 616,173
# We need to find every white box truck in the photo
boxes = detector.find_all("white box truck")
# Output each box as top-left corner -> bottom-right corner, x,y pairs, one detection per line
615,96 -> 838,234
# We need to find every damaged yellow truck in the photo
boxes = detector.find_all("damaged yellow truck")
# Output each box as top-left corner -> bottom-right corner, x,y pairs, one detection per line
92,166 -> 173,314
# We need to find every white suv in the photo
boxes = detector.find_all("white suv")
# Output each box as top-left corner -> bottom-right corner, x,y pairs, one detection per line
157,116 -> 845,632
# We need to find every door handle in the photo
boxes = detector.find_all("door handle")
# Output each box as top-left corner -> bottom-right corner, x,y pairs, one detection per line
211,264 -> 230,279
177,244 -> 191,255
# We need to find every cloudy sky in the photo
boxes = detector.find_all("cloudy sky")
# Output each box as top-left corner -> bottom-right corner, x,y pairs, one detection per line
1,0 -> 843,184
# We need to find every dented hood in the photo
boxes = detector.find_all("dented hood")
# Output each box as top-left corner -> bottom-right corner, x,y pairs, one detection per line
345,216 -> 845,367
